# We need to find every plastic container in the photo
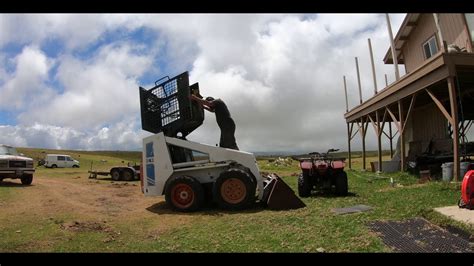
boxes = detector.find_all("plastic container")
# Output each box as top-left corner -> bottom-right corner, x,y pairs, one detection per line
460,162 -> 471,180
441,162 -> 453,182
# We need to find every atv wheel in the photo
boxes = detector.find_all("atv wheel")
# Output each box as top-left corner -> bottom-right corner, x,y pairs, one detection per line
21,174 -> 33,185
111,169 -> 121,181
335,171 -> 348,196
298,172 -> 312,197
165,176 -> 204,212
213,169 -> 256,210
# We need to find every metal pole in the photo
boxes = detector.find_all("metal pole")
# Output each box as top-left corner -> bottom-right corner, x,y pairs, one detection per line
343,76 -> 349,112
385,74 -> 388,87
368,38 -> 378,95
355,57 -> 363,104
386,13 -> 400,81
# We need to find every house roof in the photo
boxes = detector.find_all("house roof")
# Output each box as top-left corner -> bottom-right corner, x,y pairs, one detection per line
383,13 -> 421,64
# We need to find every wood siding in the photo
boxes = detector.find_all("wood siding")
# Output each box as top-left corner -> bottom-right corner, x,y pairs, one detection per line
412,103 -> 448,142
402,14 -> 469,73
440,14 -> 472,53
405,103 -> 450,158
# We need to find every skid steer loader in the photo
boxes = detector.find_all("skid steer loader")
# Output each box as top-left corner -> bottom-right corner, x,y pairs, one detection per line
138,71 -> 305,212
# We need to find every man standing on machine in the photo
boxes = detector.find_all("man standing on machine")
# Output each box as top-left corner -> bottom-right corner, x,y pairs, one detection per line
190,93 -> 239,150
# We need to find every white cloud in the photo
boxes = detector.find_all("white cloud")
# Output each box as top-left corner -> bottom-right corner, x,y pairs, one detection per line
0,13 -> 408,153
17,42 -> 154,130
0,45 -> 55,110
0,121 -> 148,151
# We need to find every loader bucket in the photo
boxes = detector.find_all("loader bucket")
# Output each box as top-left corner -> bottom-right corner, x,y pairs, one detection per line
262,173 -> 306,210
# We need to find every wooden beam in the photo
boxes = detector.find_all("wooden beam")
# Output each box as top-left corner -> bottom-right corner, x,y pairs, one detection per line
343,76 -> 349,112
380,109 -> 388,134
406,21 -> 417,27
368,114 -> 379,136
426,88 -> 454,125
386,106 -> 401,132
376,110 -> 382,172
398,100 -> 405,171
368,38 -> 378,95
448,77 -> 460,181
386,14 -> 400,81
345,58 -> 449,122
389,122 -> 393,158
361,117 -> 367,170
363,117 -> 370,137
402,94 -> 417,131
355,57 -> 363,104
347,122 -> 352,169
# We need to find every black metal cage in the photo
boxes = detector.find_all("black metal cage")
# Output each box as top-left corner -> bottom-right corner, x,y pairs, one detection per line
139,71 -> 204,137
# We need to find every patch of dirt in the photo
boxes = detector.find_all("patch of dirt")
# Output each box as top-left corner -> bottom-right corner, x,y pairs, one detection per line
61,221 -> 111,232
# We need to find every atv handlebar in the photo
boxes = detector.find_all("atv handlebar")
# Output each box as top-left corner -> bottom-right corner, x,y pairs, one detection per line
293,148 -> 345,162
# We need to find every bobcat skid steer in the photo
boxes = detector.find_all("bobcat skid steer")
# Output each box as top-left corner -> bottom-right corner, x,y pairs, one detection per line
138,71 -> 305,212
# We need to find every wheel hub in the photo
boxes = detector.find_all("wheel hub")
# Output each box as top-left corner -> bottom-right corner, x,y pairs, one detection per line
221,178 -> 246,204
172,183 -> 194,208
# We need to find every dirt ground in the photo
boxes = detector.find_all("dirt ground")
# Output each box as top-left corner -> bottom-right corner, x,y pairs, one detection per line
0,171 -> 196,251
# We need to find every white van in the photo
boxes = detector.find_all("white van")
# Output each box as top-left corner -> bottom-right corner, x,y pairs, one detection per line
45,154 -> 80,168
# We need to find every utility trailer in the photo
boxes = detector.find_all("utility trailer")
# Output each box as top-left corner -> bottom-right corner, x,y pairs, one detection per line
138,71 -> 305,211
88,165 -> 140,181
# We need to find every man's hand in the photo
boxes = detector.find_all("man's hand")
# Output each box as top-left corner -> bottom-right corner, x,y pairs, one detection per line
189,94 -> 199,101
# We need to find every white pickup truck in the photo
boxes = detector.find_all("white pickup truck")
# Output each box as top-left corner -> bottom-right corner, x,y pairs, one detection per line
0,144 -> 35,185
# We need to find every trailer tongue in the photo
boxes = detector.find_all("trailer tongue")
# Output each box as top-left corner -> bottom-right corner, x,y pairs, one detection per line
138,71 -> 305,211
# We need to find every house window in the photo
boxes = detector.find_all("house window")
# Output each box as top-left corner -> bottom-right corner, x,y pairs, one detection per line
423,35 -> 439,59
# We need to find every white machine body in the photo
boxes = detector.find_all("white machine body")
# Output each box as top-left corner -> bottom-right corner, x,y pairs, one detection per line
141,132 -> 264,200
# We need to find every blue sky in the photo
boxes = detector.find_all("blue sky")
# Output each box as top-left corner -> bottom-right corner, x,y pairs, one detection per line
0,14 -> 405,152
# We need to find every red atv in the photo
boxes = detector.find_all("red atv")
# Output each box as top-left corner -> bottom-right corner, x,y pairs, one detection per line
294,149 -> 348,197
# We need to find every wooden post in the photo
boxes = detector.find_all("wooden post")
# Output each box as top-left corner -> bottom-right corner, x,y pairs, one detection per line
355,57 -> 363,104
347,122 -> 352,169
368,38 -> 378,95
398,100 -> 405,171
389,122 -> 394,158
343,76 -> 349,112
376,111 -> 382,172
433,13 -> 447,52
448,77 -> 459,181
386,14 -> 400,81
361,117 -> 367,170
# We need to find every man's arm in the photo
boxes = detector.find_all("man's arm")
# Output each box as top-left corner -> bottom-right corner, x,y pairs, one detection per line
190,95 -> 214,111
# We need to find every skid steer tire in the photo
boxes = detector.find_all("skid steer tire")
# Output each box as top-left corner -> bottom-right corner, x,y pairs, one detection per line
213,169 -> 256,210
335,171 -> 348,196
298,172 -> 312,197
111,169 -> 121,181
165,176 -> 204,212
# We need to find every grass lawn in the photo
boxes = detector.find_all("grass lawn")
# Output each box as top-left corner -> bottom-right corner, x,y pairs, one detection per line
0,149 -> 471,252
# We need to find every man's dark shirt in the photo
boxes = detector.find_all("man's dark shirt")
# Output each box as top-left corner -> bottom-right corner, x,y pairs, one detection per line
211,99 -> 238,150
213,99 -> 233,129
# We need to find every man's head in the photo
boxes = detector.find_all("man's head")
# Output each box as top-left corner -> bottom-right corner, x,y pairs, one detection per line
205,96 -> 215,102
